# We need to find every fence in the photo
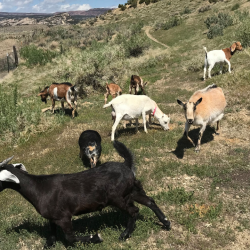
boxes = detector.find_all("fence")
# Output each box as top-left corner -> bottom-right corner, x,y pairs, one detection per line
0,46 -> 18,73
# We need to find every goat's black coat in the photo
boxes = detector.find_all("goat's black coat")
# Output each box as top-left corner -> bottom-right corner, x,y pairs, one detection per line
78,130 -> 102,168
0,141 -> 170,248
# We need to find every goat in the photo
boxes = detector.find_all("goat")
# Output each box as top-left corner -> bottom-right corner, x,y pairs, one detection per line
203,41 -> 242,80
78,130 -> 102,168
0,142 -> 171,248
177,84 -> 226,152
104,83 -> 122,104
38,82 -> 78,118
103,94 -> 170,141
129,75 -> 148,95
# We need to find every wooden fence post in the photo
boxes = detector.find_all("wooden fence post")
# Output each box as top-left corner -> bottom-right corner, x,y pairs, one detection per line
13,46 -> 18,67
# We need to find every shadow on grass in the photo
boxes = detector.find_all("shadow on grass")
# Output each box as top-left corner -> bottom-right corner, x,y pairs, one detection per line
172,126 -> 216,159
10,209 -> 160,247
43,108 -> 78,118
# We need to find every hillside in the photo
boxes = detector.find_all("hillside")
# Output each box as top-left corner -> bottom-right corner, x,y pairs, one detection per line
0,0 -> 250,249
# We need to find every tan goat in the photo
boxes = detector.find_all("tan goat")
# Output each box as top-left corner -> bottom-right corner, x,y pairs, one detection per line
177,84 -> 226,152
104,83 -> 122,104
129,75 -> 148,95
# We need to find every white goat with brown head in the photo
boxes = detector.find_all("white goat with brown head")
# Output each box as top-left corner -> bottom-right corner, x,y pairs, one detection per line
177,84 -> 226,152
38,82 -> 78,118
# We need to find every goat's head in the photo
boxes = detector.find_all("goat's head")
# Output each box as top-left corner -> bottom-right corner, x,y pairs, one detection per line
37,86 -> 49,104
177,98 -> 202,124
0,156 -> 27,191
231,41 -> 243,52
158,114 -> 170,131
85,143 -> 98,168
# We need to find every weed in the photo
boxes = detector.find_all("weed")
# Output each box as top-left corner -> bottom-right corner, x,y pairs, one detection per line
231,3 -> 240,11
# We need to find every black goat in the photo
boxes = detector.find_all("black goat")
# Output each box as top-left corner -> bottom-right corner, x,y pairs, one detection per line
78,130 -> 102,168
0,141 -> 171,248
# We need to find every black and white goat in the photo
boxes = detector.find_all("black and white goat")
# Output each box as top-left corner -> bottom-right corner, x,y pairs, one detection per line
0,142 -> 170,248
78,130 -> 102,168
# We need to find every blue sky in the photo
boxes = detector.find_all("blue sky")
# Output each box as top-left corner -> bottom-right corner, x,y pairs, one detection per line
0,0 -> 123,13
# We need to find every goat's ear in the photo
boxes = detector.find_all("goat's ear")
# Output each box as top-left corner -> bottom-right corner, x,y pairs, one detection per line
177,99 -> 184,106
12,163 -> 27,172
195,98 -> 202,106
37,93 -> 42,96
231,43 -> 236,52
0,170 -> 20,184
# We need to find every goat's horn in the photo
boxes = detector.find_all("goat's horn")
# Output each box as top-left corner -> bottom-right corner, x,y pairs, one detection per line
0,156 -> 14,167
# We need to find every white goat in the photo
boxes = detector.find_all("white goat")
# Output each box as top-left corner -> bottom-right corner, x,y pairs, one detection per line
203,41 -> 242,80
177,84 -> 226,152
103,94 -> 170,141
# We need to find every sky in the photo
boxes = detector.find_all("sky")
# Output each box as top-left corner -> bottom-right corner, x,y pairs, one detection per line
0,0 -> 123,13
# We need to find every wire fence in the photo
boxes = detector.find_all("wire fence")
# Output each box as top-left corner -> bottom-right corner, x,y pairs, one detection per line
0,46 -> 18,73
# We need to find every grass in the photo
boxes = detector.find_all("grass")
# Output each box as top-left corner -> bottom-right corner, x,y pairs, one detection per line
0,0 -> 250,249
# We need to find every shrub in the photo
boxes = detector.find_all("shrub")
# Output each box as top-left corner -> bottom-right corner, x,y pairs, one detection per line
237,19 -> 250,47
118,4 -> 126,11
207,24 -> 224,39
20,45 -> 57,67
231,3 -> 240,11
181,7 -> 191,15
199,5 -> 211,13
163,16 -> 182,30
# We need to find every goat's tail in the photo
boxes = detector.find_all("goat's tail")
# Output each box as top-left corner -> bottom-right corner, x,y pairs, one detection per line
203,46 -> 208,59
113,141 -> 136,175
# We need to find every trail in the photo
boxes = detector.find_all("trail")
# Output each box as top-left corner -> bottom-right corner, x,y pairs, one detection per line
143,26 -> 168,49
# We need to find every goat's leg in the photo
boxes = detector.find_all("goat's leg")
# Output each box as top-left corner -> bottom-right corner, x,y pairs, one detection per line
142,112 -> 148,133
129,85 -> 132,94
55,218 -> 102,245
219,63 -> 223,74
135,118 -> 139,133
184,122 -> 195,147
203,64 -> 207,80
225,59 -> 231,73
104,93 -> 109,104
111,115 -> 122,141
208,63 -> 214,78
141,87 -> 146,95
195,123 -> 206,152
132,188 -> 170,230
51,99 -> 55,113
112,198 -> 139,240
44,220 -> 57,249
61,101 -> 65,112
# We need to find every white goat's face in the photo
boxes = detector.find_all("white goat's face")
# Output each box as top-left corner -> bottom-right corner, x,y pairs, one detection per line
177,98 -> 202,124
159,114 -> 170,130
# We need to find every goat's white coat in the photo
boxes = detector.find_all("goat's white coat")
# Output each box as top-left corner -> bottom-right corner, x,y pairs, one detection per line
203,47 -> 231,79
103,94 -> 170,141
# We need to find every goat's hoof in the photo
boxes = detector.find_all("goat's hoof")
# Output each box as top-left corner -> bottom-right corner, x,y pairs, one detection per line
163,219 -> 171,231
195,147 -> 200,153
119,233 -> 130,241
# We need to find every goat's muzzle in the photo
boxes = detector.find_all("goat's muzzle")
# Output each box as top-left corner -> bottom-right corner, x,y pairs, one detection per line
188,119 -> 193,124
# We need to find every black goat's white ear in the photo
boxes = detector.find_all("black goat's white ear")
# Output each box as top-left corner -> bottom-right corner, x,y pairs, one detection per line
0,170 -> 20,184
12,163 -> 27,172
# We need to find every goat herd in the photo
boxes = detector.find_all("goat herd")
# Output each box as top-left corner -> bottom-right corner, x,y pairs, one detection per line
0,42 -> 242,248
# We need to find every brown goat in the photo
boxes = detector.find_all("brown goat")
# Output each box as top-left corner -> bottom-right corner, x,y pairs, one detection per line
38,82 -> 78,118
129,75 -> 148,95
104,83 -> 122,104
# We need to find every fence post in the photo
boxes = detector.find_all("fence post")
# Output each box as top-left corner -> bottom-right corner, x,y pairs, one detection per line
13,46 -> 18,67
6,53 -> 9,73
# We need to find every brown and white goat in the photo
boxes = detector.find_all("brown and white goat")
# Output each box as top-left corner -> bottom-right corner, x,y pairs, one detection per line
177,84 -> 226,152
38,82 -> 78,118
104,83 -> 122,104
129,75 -> 148,95
203,41 -> 242,80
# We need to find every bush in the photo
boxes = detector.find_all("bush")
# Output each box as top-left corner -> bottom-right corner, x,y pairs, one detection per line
20,45 -> 57,67
163,16 -> 182,30
199,5 -> 211,13
231,3 -> 240,11
118,4 -> 126,11
207,24 -> 224,39
181,7 -> 191,15
237,20 -> 250,47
